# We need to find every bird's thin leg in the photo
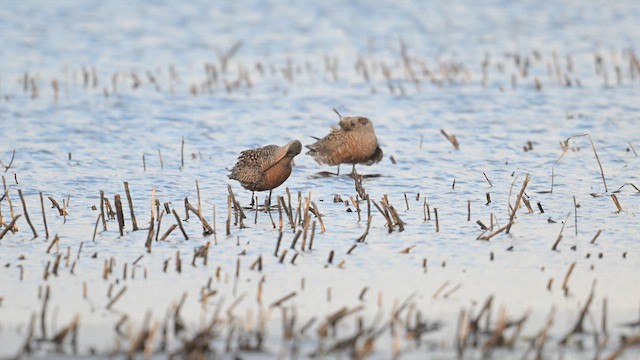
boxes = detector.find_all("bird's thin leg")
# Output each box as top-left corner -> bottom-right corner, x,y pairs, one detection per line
351,164 -> 356,175
268,190 -> 272,207
336,165 -> 340,176
250,191 -> 255,207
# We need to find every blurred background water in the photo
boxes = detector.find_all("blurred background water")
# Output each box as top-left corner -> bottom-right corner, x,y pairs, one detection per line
0,0 -> 639,358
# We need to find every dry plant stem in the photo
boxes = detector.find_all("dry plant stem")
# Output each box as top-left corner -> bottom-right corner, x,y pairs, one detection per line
40,285 -> 50,339
155,209 -> 165,242
172,209 -> 189,240
483,172 -> 493,187
92,213 -> 102,242
160,224 -> 177,241
114,195 -> 125,236
587,134 -> 608,192
2,178 -> 16,227
561,262 -> 576,295
0,214 -> 22,240
3,149 -> 16,173
545,134 -> 607,193
590,229 -> 603,244
610,194 -> 623,212
145,189 -> 156,252
270,292 -> 296,308
39,192 -> 49,239
559,281 -> 596,345
99,191 -> 107,231
124,182 -> 139,231
552,212 -> 572,251
479,220 -> 514,241
506,174 -> 529,234
184,199 -> 214,235
440,129 -> 460,149
106,286 -> 127,310
18,189 -> 38,238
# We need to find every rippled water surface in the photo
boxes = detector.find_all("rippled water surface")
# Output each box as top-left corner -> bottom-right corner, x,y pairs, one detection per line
1,1 -> 639,359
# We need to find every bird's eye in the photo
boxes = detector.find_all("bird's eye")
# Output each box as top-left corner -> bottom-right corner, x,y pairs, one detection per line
358,117 -> 368,124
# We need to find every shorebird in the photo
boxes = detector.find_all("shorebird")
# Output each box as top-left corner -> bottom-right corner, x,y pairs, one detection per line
306,110 -> 383,175
228,140 -> 302,204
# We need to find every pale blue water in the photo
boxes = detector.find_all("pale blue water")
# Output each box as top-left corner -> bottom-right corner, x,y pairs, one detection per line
1,1 -> 639,358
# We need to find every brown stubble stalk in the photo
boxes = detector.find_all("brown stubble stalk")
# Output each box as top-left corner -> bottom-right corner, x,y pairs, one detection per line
542,134 -> 608,194
99,191 -> 107,231
112,195 -> 125,236
610,194 -> 623,212
124,182 -> 139,231
18,189 -> 38,238
0,214 -> 22,240
506,174 -> 530,234
440,130 -> 460,149
172,209 -> 189,240
39,192 -> 49,239
552,212 -> 572,251
145,189 -> 156,253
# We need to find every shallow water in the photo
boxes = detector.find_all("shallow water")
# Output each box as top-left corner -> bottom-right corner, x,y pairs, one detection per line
1,0 -> 639,359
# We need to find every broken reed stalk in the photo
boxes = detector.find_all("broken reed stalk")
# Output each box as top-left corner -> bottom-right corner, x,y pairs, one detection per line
310,201 -> 326,233
39,192 -> 49,239
123,182 -> 138,231
195,179 -> 202,214
561,262 -> 576,296
483,172 -> 493,187
559,281 -> 596,345
172,209 -> 189,240
544,134 -> 608,193
587,134 -> 608,192
478,220 -> 514,241
92,213 -> 102,242
18,189 -> 38,238
590,229 -> 603,244
610,194 -> 623,212
372,200 -> 392,230
160,224 -> 177,241
155,209 -> 165,242
62,196 -> 68,224
278,196 -> 294,229
357,215 -> 372,242
270,292 -> 296,308
114,195 -> 125,236
104,197 -> 115,219
145,189 -> 156,252
184,198 -> 214,235
47,196 -> 65,216
0,214 -> 22,240
274,231 -> 283,256
440,129 -> 460,149
551,212 -> 572,251
99,191 -> 107,231
506,174 -> 530,234
106,286 -> 127,310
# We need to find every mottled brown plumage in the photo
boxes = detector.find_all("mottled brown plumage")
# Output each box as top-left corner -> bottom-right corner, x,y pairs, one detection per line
306,115 -> 382,172
229,140 -> 302,194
